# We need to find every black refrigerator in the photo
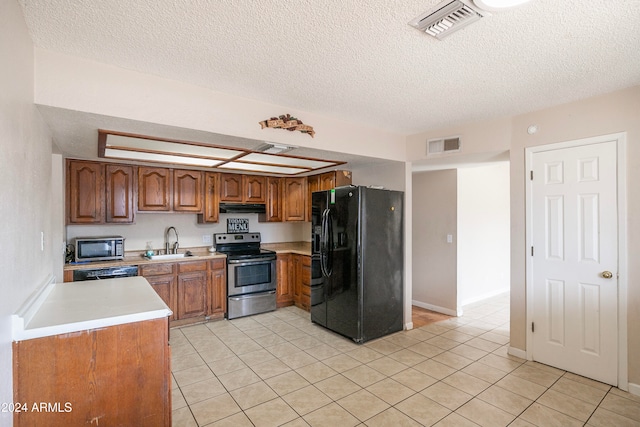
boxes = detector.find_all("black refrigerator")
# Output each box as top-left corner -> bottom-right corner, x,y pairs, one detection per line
311,185 -> 404,343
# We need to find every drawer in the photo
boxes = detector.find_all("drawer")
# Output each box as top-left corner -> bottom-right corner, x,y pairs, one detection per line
302,255 -> 311,267
140,263 -> 175,277
210,258 -> 226,270
178,260 -> 208,273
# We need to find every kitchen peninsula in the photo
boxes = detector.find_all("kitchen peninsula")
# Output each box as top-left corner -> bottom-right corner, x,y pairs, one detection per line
12,276 -> 172,426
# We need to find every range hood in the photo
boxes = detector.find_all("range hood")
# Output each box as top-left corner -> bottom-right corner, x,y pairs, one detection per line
219,203 -> 266,214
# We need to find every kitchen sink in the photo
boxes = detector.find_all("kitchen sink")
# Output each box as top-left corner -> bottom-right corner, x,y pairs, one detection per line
145,253 -> 195,260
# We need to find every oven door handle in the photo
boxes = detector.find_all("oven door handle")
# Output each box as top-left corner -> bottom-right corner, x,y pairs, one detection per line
227,256 -> 276,265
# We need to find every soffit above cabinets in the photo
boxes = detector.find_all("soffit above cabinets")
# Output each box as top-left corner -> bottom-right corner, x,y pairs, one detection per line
98,130 -> 344,175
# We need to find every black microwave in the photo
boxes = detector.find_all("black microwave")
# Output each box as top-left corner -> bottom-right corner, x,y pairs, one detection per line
75,236 -> 125,262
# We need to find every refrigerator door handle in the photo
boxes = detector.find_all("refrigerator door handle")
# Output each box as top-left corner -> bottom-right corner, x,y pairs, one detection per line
320,209 -> 329,277
325,210 -> 333,276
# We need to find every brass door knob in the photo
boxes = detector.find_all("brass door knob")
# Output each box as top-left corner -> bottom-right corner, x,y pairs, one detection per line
601,271 -> 613,279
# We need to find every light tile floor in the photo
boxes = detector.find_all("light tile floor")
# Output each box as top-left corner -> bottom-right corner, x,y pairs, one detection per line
170,294 -> 640,426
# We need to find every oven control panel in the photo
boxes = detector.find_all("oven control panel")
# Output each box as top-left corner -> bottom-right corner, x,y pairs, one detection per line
214,233 -> 262,244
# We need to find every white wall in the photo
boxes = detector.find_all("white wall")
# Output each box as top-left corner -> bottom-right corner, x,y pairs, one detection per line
67,213 -> 308,252
0,2 -> 54,424
457,162 -> 510,306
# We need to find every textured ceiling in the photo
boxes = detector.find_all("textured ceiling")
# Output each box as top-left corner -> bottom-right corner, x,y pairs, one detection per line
19,0 -> 640,136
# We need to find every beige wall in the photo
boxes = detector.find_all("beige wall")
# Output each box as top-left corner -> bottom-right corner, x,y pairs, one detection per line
408,85 -> 640,388
509,87 -> 640,385
412,169 -> 458,314
0,1 -> 54,423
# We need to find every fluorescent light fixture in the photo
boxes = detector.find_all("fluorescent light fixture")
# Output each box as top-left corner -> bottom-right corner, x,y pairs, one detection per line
218,162 -> 308,175
473,0 -> 532,12
240,153 -> 335,169
106,134 -> 243,159
99,130 -> 346,175
105,148 -> 223,167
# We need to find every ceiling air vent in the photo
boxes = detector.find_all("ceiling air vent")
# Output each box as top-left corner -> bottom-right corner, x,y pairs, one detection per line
427,136 -> 461,155
408,0 -> 487,40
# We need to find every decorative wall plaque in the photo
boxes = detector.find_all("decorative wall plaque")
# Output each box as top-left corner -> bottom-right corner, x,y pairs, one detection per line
259,114 -> 315,137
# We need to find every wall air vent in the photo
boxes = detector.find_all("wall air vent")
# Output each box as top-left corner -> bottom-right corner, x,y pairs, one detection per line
427,136 -> 461,156
408,0 -> 487,40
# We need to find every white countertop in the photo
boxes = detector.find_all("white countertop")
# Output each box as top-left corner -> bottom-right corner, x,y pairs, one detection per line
12,276 -> 172,341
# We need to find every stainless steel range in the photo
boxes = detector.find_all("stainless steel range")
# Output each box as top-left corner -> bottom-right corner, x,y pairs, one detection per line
214,233 -> 277,320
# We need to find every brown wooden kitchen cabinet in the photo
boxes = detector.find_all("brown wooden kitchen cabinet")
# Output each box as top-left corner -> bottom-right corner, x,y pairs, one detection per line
219,173 -> 243,202
13,317 -> 171,427
67,160 -> 104,224
283,177 -> 307,222
276,253 -> 293,307
208,259 -> 227,318
177,261 -> 208,319
138,166 -> 171,211
173,169 -> 203,212
288,254 -> 311,311
105,163 -> 135,223
198,172 -> 220,223
67,159 -> 136,224
243,175 -> 267,203
306,170 -> 352,221
140,258 -> 227,326
140,262 -> 177,321
260,177 -> 283,223
220,173 -> 266,203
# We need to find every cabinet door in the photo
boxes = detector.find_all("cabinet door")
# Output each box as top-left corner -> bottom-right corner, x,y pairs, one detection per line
319,172 -> 335,191
209,259 -> 227,316
138,167 -> 171,211
292,254 -> 302,303
147,274 -> 176,321
284,177 -> 306,222
306,175 -> 320,222
105,164 -> 135,223
220,173 -> 243,202
173,169 -> 203,212
67,160 -> 104,224
199,172 -> 219,223
178,271 -> 207,319
243,175 -> 266,203
261,177 -> 283,222
300,256 -> 311,311
276,254 -> 293,307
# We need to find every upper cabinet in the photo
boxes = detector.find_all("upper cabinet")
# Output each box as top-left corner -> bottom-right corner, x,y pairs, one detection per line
283,177 -> 306,222
259,177 -> 283,223
138,167 -> 171,211
67,158 -> 351,225
173,170 -> 203,212
243,175 -> 266,203
67,159 -> 135,224
219,173 -> 243,202
198,172 -> 220,224
67,160 -> 104,224
105,164 -> 135,223
220,173 -> 266,203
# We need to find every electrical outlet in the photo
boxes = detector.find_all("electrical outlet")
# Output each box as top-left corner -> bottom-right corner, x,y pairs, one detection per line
446,234 -> 453,243
40,231 -> 45,251
202,234 -> 212,244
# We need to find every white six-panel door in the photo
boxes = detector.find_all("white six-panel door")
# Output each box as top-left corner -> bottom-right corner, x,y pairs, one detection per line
530,140 -> 618,385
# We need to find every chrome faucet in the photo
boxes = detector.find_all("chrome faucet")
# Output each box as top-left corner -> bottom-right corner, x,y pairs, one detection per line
165,227 -> 179,254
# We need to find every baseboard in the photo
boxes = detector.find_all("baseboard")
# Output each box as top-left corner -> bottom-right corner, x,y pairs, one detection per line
461,288 -> 510,307
628,382 -> 640,397
404,322 -> 414,331
412,300 -> 458,317
507,346 -> 527,360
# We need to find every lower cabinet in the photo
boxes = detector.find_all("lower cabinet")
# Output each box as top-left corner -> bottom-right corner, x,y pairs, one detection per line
276,254 -> 293,307
13,317 -> 171,427
140,258 -> 226,326
208,259 -> 227,317
277,253 -> 311,311
177,261 -> 208,319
